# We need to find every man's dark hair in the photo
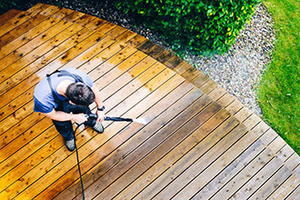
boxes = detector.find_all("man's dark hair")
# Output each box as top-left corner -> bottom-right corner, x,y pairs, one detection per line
66,83 -> 95,106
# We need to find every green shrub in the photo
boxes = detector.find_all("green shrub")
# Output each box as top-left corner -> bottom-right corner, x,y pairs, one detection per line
114,0 -> 258,55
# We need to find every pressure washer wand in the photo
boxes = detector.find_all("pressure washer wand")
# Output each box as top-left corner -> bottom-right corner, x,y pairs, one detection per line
104,116 -> 148,125
86,114 -> 148,125
104,116 -> 133,122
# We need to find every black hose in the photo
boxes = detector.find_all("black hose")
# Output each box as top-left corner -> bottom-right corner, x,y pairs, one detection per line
74,123 -> 85,200
73,115 -> 134,200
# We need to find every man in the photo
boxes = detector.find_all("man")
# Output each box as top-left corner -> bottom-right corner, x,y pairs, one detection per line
33,67 -> 105,151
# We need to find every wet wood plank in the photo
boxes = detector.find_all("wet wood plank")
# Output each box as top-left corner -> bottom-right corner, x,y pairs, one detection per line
0,21 -> 115,108
0,47 -> 147,200
0,9 -> 22,27
0,8 -> 74,60
0,4 -> 46,36
0,6 -> 60,48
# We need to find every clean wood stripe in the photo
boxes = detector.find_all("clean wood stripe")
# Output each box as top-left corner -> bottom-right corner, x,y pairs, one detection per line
108,67 -> 175,117
206,85 -> 228,102
89,49 -> 145,91
172,61 -> 193,75
103,60 -> 161,111
199,78 -> 218,94
217,92 -> 236,108
98,56 -> 156,101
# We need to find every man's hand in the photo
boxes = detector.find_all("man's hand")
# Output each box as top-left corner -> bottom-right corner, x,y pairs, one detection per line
71,113 -> 88,124
96,110 -> 105,122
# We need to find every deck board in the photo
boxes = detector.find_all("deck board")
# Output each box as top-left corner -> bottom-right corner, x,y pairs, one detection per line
0,9 -> 22,27
0,4 -> 299,200
0,4 -> 45,37
0,8 -> 74,60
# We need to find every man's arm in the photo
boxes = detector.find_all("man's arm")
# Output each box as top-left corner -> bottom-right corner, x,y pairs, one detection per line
91,85 -> 105,121
44,109 -> 87,124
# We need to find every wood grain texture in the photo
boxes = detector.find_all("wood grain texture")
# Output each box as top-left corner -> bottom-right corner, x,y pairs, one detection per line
0,4 -> 299,200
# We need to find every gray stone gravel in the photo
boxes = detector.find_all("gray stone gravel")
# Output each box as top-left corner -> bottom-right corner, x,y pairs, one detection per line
185,4 -> 275,116
30,1 -> 275,116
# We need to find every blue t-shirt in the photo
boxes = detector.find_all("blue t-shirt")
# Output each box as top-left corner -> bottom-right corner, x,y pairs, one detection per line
33,67 -> 93,114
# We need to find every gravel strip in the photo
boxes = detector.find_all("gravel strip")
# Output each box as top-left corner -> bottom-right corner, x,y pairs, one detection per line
26,1 -> 275,116
186,4 -> 275,116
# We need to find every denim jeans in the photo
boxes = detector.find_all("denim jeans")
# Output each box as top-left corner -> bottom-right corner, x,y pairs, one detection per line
52,100 -> 95,141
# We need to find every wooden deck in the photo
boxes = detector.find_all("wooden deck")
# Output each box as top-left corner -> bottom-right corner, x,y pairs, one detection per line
0,3 -> 299,200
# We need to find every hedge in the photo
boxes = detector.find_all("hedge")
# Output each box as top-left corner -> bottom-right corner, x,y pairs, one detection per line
114,0 -> 259,55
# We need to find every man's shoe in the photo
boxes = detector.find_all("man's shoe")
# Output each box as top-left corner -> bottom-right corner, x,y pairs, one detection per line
93,121 -> 104,133
65,138 -> 75,151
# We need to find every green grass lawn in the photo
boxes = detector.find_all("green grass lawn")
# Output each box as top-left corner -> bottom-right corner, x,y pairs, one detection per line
259,0 -> 300,154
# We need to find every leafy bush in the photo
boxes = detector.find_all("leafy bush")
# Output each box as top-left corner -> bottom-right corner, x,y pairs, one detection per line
114,0 -> 258,55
